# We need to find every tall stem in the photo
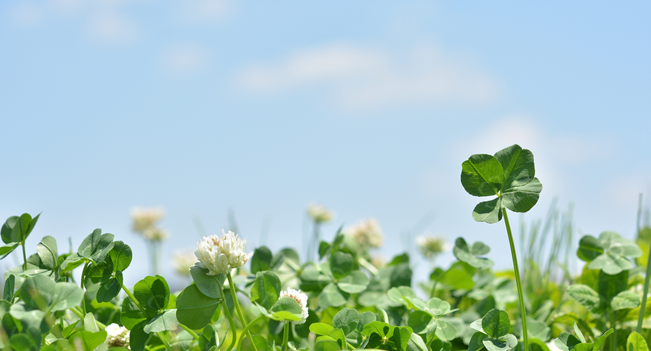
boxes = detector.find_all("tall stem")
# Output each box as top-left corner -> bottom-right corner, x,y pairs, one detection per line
120,283 -> 173,351
237,315 -> 265,351
152,241 -> 159,276
221,299 -> 238,351
502,208 -> 529,351
637,244 -> 651,333
282,322 -> 290,351
21,243 -> 27,271
227,273 -> 258,351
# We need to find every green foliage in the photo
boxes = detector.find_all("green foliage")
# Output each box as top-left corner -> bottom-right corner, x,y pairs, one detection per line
461,144 -> 542,223
577,231 -> 642,274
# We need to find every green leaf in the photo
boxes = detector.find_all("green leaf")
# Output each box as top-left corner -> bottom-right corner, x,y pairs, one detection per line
482,309 -> 510,338
453,238 -> 494,269
144,309 -> 179,333
390,326 -> 413,351
627,331 -> 649,351
19,275 -> 55,311
70,330 -> 108,351
407,333 -> 428,351
251,246 -> 273,273
4,274 -> 15,301
469,332 -> 488,351
598,270 -> 628,303
494,144 -> 535,190
441,262 -> 475,290
501,177 -> 542,213
427,297 -> 452,316
611,290 -> 640,310
176,284 -> 220,330
332,308 -> 359,335
1,216 -> 20,244
190,266 -> 225,299
9,333 -> 36,351
60,253 -> 87,273
130,320 -> 152,351
588,253 -> 633,275
270,297 -> 302,321
109,241 -> 132,272
389,262 -> 412,288
134,275 -> 169,312
250,271 -> 281,310
330,251 -> 354,280
50,282 -> 83,311
577,236 -> 604,262
567,284 -> 600,312
435,320 -> 457,341
310,323 -> 335,336
314,339 -> 341,351
121,296 -> 147,329
36,236 -> 58,270
472,198 -> 503,224
461,154 -> 503,197
97,271 -> 123,303
407,310 -> 432,334
317,283 -> 347,309
0,243 -> 20,259
592,328 -> 614,351
78,229 -> 114,264
299,267 -> 331,292
337,270 -> 369,294
387,286 -> 418,309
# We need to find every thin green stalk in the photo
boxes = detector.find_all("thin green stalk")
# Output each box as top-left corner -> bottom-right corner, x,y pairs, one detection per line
222,300 -> 238,351
237,315 -> 265,351
227,273 -> 259,351
21,243 -> 27,271
180,324 -> 200,343
152,241 -> 159,276
637,234 -> 651,333
282,322 -> 290,351
358,257 -> 378,276
502,208 -> 529,351
120,283 -> 173,351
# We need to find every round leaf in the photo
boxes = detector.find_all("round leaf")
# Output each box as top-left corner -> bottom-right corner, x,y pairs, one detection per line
190,266 -> 224,299
472,198 -> 503,224
461,155 -> 504,197
250,271 -> 281,310
494,144 -> 535,190
501,177 -> 542,213
337,270 -> 369,294
330,251 -> 354,280
481,309 -> 510,338
109,241 -> 133,272
176,284 -> 221,330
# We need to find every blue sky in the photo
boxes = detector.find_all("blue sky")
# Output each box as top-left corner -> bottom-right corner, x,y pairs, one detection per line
1,0 -> 650,288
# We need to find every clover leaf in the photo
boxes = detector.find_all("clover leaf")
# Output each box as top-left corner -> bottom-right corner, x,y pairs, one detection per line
461,144 -> 542,224
453,237 -> 494,269
577,231 -> 642,274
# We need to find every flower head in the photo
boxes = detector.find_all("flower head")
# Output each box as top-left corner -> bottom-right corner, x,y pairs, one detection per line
279,287 -> 309,324
346,218 -> 383,249
173,250 -> 197,277
307,204 -> 334,224
130,207 -> 164,233
416,235 -> 449,259
105,323 -> 130,348
195,230 -> 253,276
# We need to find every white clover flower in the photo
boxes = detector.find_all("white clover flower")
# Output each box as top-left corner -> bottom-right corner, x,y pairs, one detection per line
105,323 -> 130,349
346,218 -> 383,249
173,250 -> 197,277
195,230 -> 253,276
131,207 -> 164,233
142,227 -> 169,242
416,235 -> 449,259
279,287 -> 309,324
307,204 -> 334,224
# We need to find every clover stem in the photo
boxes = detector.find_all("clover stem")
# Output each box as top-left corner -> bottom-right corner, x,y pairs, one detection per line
152,241 -> 160,276
637,239 -> 651,333
221,299 -> 238,351
21,242 -> 27,271
502,208 -> 529,351
180,324 -> 200,343
237,315 -> 265,351
282,322 -> 290,351
609,308 -> 616,351
227,273 -> 259,351
120,282 -> 173,351
358,257 -> 378,276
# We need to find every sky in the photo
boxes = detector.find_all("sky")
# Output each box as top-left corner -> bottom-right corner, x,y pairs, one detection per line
1,0 -> 650,289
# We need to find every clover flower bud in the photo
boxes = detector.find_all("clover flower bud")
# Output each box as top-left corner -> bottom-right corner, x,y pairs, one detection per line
307,204 -> 334,223
416,235 -> 449,259
279,287 -> 309,324
346,218 -> 383,249
195,230 -> 253,276
105,323 -> 130,349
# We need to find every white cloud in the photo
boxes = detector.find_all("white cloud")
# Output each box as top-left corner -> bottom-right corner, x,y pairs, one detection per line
161,45 -> 210,75
237,43 -> 499,111
89,12 -> 139,43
